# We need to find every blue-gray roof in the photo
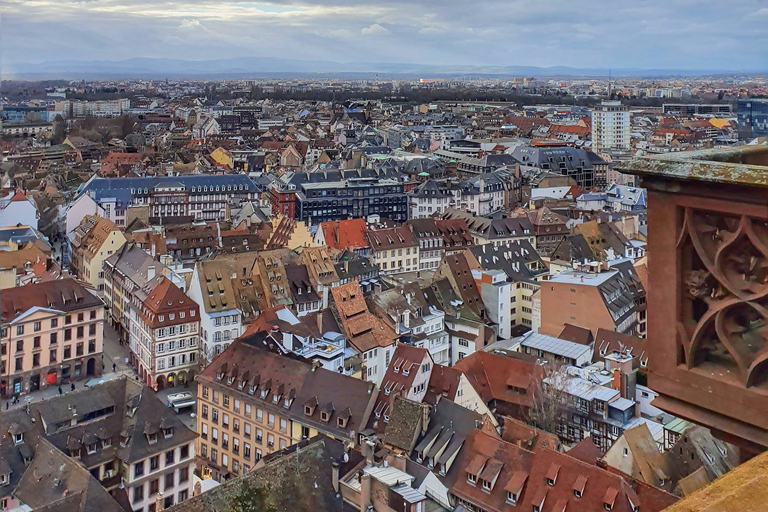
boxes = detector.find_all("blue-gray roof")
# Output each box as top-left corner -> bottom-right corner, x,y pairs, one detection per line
78,174 -> 259,209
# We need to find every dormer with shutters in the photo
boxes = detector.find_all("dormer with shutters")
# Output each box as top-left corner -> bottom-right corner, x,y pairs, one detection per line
304,396 -> 319,416
238,370 -> 250,391
272,383 -> 285,404
216,363 -> 228,381
227,364 -> 238,386
603,487 -> 619,511
320,402 -> 335,422
8,424 -> 25,446
465,454 -> 487,486
479,458 -> 504,493
160,417 -> 174,439
336,407 -> 351,429
284,388 -> 296,409
119,429 -> 131,448
248,373 -> 260,395
546,463 -> 561,486
573,474 -> 587,498
66,436 -> 83,458
144,421 -> 159,445
505,471 -> 528,505
260,379 -> 272,400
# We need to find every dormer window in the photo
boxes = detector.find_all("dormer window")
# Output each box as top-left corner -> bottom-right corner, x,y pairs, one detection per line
0,472 -> 9,485
87,443 -> 97,455
13,433 -> 23,445
148,433 -> 158,444
163,427 -> 174,439
102,438 -> 112,448
260,389 -> 268,399
321,412 -> 329,422
305,406 -> 312,416
402,367 -> 409,376
506,492 -> 517,505
337,416 -> 347,428
467,473 -> 477,485
481,479 -> 492,491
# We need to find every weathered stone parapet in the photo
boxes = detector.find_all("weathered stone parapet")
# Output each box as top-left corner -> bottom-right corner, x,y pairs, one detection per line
620,145 -> 768,455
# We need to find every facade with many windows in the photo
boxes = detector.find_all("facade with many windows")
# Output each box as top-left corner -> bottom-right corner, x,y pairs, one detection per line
187,261 -> 242,364
128,276 -> 200,390
73,174 -> 260,227
0,279 -> 104,397
195,339 -> 376,482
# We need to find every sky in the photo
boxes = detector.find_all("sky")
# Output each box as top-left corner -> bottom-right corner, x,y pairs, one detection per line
2,0 -> 767,72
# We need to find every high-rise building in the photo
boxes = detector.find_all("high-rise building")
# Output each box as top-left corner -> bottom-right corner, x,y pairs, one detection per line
591,100 -> 631,152
735,99 -> 768,139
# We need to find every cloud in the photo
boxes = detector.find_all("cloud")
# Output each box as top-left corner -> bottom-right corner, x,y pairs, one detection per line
179,19 -> 202,29
0,0 -> 766,72
361,23 -> 388,35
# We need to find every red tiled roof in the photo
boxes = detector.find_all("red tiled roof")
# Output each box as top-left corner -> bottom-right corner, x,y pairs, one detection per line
320,218 -> 368,250
453,351 -> 540,410
330,281 -> 397,354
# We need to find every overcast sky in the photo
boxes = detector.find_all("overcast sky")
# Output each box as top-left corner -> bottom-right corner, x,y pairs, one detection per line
2,0 -> 767,71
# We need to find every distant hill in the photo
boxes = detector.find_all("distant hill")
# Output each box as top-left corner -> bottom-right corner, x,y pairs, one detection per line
3,57 -> 757,80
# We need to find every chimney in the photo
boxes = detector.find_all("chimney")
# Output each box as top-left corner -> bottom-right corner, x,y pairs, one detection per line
147,266 -> 156,280
612,368 -> 621,392
421,403 -> 431,435
332,462 -> 340,493
151,241 -> 156,258
363,439 -> 375,465
360,472 -> 372,512
317,311 -> 324,334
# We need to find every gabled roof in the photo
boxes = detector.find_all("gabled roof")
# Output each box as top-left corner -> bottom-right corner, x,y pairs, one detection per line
197,340 -> 376,441
452,351 -> 539,409
319,218 -> 368,250
330,281 -> 397,353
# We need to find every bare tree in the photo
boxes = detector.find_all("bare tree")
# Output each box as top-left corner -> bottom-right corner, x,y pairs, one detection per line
527,359 -> 570,435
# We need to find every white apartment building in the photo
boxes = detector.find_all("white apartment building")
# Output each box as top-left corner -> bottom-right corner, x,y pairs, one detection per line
187,261 -> 243,363
592,100 -> 631,152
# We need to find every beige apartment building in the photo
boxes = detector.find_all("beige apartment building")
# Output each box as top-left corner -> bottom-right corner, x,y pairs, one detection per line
367,225 -> 420,274
70,214 -> 127,294
0,279 -> 105,397
195,337 -> 376,482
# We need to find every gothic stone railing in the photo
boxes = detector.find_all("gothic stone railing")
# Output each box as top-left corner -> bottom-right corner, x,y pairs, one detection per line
620,145 -> 768,454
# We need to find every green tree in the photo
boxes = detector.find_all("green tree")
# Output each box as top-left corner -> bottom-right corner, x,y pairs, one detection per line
225,480 -> 276,512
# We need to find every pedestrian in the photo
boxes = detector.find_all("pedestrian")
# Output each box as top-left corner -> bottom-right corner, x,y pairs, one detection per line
58,386 -> 62,395
5,401 -> 8,410
70,382 -> 75,391
113,363 -> 116,372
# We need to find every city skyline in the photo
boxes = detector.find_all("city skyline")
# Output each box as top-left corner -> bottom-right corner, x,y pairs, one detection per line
2,0 -> 768,77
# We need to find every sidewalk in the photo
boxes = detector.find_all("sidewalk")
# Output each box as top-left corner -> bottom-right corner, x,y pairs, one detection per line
1,369 -> 138,412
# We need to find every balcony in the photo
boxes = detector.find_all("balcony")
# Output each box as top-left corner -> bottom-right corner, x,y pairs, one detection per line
620,146 -> 768,455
